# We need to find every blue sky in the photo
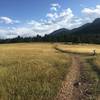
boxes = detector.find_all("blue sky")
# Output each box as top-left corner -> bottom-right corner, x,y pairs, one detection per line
0,0 -> 100,38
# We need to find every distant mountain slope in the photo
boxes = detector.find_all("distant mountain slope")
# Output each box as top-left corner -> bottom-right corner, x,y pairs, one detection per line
43,18 -> 100,43
49,28 -> 70,36
49,18 -> 100,36
0,18 -> 100,44
71,18 -> 100,35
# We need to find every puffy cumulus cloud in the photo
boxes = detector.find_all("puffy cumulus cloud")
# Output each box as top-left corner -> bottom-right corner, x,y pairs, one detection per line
82,5 -> 100,21
51,3 -> 61,8
0,17 -> 20,24
50,3 -> 61,11
0,17 -> 13,24
0,7 -> 84,39
25,8 -> 77,37
46,13 -> 58,21
45,8 -> 82,29
46,8 -> 74,22
0,26 -> 36,39
82,5 -> 100,15
50,7 -> 57,11
0,28 -> 17,39
29,8 -> 73,34
2,4 -> 100,39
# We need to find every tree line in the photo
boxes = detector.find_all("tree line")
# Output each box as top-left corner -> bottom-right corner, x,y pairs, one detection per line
0,33 -> 100,44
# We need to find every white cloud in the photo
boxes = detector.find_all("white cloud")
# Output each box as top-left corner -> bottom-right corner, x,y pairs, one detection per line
50,3 -> 61,12
0,28 -> 16,39
46,13 -> 58,20
1,5 -> 100,39
0,7 -> 83,39
50,7 -> 57,11
0,17 -> 13,24
51,3 -> 61,8
82,5 -> 100,15
46,8 -> 76,28
82,5 -> 100,21
59,8 -> 74,19
0,17 -> 20,24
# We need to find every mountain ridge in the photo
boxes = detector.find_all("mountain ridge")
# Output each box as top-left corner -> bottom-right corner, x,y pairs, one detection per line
0,18 -> 100,44
49,18 -> 100,36
42,18 -> 100,43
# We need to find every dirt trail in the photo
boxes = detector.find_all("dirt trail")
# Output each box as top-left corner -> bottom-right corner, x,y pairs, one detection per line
55,55 -> 81,100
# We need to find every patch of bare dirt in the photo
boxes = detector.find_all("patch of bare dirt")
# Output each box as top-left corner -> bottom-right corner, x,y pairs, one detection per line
55,55 -> 81,100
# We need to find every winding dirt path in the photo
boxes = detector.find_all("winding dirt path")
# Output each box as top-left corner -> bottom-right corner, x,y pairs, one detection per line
55,55 -> 81,100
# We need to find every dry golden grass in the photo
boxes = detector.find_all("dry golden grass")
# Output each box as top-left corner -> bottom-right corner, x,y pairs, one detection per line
57,43 -> 100,99
94,55 -> 100,68
0,43 -> 100,100
0,43 -> 71,100
86,55 -> 100,99
58,44 -> 100,54
94,56 -> 100,99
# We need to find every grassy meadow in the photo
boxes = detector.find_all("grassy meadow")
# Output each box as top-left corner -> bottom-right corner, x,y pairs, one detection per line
0,43 -> 100,100
57,43 -> 100,99
58,44 -> 100,54
0,43 -> 71,100
92,55 -> 100,99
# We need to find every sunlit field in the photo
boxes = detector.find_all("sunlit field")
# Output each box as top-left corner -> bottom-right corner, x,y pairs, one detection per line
56,43 -> 100,99
93,55 -> 100,98
0,43 -> 100,100
58,44 -> 100,54
0,43 -> 71,100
